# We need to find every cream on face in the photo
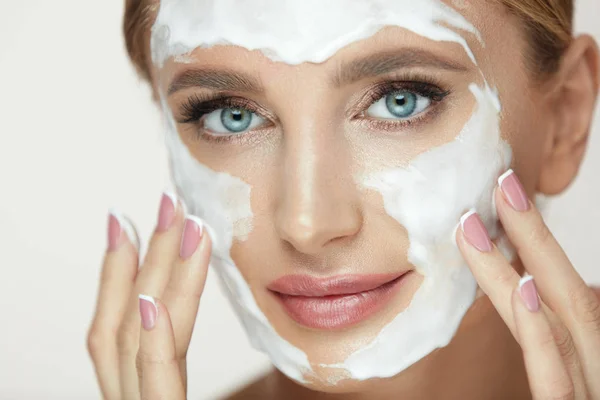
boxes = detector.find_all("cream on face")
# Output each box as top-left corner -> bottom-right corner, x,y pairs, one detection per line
151,0 -> 512,384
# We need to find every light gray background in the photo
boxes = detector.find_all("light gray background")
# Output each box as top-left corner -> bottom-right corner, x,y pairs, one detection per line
0,1 -> 598,399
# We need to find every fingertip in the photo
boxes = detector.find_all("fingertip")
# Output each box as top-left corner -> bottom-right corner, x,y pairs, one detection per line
139,294 -> 158,331
122,216 -> 140,252
109,208 -> 140,252
163,190 -> 178,213
518,274 -> 534,289
498,168 -> 514,187
184,215 -> 215,256
171,191 -> 189,224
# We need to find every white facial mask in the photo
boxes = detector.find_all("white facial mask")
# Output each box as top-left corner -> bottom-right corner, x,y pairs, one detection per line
151,0 -> 481,67
161,101 -> 312,382
152,0 -> 512,384
337,82 -> 511,379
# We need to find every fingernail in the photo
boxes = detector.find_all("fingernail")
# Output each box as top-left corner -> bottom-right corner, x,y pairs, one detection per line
460,209 -> 493,252
139,294 -> 158,330
498,169 -> 530,212
180,215 -> 204,260
519,275 -> 540,312
107,209 -> 139,251
156,191 -> 177,232
108,212 -> 121,251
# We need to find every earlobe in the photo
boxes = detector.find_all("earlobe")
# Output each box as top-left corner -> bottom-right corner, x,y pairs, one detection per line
538,34 -> 600,196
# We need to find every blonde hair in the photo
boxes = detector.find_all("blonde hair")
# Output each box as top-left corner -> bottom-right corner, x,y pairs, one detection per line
501,0 -> 573,74
123,0 -> 574,82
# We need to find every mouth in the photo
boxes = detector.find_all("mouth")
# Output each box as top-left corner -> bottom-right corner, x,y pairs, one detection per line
268,271 -> 412,330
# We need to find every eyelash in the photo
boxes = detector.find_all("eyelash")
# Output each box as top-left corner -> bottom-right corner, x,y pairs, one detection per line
176,76 -> 450,143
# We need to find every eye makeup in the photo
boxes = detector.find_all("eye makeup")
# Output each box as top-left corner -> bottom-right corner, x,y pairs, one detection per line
352,79 -> 451,132
174,75 -> 452,144
152,0 -> 510,385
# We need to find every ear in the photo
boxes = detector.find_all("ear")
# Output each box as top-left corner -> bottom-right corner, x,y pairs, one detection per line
538,34 -> 600,195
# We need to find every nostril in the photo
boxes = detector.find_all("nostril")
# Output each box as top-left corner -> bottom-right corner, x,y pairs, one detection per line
277,208 -> 362,255
280,218 -> 325,254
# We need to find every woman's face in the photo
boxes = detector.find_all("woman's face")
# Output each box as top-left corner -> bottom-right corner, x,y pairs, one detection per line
152,0 -> 553,391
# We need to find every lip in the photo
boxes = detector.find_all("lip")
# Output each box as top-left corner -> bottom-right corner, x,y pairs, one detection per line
268,271 -> 411,330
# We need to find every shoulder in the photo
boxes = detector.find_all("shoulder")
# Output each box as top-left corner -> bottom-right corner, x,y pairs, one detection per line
594,286 -> 600,300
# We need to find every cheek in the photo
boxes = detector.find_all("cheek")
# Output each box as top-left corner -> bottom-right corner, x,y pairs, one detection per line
348,93 -> 477,173
498,91 -> 547,196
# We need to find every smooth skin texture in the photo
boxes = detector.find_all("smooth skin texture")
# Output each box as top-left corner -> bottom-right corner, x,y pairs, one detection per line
147,9 -> 600,390
87,172 -> 600,399
456,171 -> 600,399
88,195 -> 213,400
88,2 -> 600,399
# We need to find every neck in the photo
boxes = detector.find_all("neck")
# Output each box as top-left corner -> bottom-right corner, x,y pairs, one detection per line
268,296 -> 530,400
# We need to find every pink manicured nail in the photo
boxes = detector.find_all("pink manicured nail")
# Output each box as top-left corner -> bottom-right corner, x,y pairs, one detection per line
180,216 -> 204,260
156,192 -> 177,232
107,212 -> 122,251
498,169 -> 530,212
107,209 -> 140,252
519,276 -> 540,312
460,210 -> 493,252
139,294 -> 158,330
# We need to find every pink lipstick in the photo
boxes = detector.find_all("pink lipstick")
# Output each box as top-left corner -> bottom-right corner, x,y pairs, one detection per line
268,272 -> 410,330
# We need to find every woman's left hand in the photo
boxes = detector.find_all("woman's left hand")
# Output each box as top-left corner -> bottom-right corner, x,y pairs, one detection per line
456,169 -> 600,400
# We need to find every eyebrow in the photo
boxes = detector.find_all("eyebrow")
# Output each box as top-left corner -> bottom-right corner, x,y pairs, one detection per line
167,69 -> 263,95
167,48 -> 469,95
332,48 -> 469,87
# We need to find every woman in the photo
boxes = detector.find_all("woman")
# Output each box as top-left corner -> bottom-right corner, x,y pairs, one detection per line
88,0 -> 600,398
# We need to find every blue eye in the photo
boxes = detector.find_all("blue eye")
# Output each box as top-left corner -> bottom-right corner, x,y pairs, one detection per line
366,90 -> 431,120
221,108 -> 252,132
203,107 -> 265,135
385,92 -> 417,118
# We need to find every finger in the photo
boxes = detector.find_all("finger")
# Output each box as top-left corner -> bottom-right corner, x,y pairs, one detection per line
496,169 -> 600,394
137,296 -> 186,400
118,192 -> 185,400
544,306 -> 589,398
162,216 -> 212,369
88,210 -> 139,400
512,277 -> 575,400
456,210 -> 520,337
457,208 -> 587,394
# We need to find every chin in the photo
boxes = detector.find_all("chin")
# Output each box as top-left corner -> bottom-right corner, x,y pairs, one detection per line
250,271 -> 425,387
300,370 -> 391,394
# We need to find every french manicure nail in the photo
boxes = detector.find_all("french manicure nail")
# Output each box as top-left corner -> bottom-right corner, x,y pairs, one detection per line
107,212 -> 121,251
498,169 -> 530,212
139,294 -> 158,330
519,275 -> 540,312
460,209 -> 493,252
156,191 -> 177,232
180,216 -> 204,260
108,209 -> 140,252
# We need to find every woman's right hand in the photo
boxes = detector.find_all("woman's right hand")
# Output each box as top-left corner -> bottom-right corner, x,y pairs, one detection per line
87,193 -> 212,399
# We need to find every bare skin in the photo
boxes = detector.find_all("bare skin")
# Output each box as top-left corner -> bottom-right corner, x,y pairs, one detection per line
88,1 -> 600,398
87,180 -> 600,399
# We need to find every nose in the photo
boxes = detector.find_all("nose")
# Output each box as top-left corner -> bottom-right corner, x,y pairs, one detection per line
274,122 -> 363,256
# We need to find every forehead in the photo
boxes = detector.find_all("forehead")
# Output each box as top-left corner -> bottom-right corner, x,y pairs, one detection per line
150,0 -> 520,94
150,0 -> 503,66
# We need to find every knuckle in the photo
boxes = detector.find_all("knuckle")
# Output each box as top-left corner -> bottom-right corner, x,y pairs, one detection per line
537,329 -> 560,353
86,327 -> 108,359
490,268 -> 515,287
116,322 -> 138,358
546,380 -> 575,400
135,348 -> 178,369
526,215 -> 552,249
165,278 -> 202,304
551,324 -> 578,363
567,281 -> 600,330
